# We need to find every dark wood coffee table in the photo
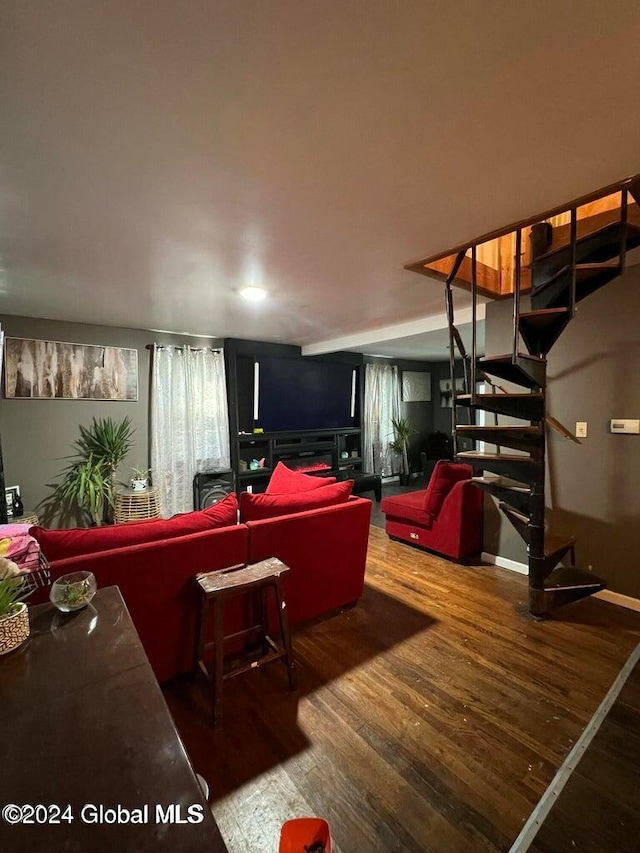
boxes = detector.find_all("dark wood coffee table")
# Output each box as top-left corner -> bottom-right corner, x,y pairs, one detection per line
0,587 -> 228,852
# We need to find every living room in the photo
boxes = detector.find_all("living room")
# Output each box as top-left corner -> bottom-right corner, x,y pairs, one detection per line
2,3 -> 640,852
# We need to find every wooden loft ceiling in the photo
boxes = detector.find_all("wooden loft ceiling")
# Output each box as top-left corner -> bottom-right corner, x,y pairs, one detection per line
406,175 -> 640,299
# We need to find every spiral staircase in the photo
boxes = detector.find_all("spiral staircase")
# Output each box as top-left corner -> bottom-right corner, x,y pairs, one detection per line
407,176 -> 640,617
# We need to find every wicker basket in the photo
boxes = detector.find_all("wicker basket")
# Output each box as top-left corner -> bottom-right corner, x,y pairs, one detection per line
114,487 -> 161,524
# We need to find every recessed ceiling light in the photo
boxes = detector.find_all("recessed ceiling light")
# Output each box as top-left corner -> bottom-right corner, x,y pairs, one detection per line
240,286 -> 267,302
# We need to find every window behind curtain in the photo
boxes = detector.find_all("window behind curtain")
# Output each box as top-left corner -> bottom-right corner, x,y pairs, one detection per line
151,346 -> 231,516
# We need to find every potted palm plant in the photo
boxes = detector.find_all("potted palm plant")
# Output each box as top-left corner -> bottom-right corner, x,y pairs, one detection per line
0,561 -> 30,655
389,416 -> 415,486
74,416 -> 136,502
42,416 -> 135,526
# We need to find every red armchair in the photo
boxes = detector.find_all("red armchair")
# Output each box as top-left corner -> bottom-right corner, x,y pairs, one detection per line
380,461 -> 483,561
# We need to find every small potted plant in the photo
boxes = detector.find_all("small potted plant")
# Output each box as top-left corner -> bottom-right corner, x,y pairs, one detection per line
130,467 -> 151,492
50,571 -> 97,613
0,559 -> 31,655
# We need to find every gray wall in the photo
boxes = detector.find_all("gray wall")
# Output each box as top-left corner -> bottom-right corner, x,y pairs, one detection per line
0,315 -> 221,523
484,265 -> 640,598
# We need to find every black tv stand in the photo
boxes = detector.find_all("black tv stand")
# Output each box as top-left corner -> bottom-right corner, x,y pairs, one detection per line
233,428 -> 362,493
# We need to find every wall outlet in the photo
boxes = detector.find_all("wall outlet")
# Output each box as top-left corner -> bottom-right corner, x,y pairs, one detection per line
575,422 -> 588,438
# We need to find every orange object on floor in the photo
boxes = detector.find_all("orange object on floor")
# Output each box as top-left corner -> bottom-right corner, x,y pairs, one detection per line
279,817 -> 332,853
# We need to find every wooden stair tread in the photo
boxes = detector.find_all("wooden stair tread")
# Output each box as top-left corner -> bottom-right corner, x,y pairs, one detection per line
457,451 -> 532,462
518,307 -> 573,357
529,221 -> 640,265
575,261 -> 620,270
471,476 -> 531,493
477,354 -> 546,390
519,307 -> 570,322
530,262 -> 619,297
544,566 -> 604,590
457,425 -> 542,454
544,532 -> 576,558
457,425 -> 540,434
496,507 -> 576,555
480,353 -> 542,365
456,392 -> 545,422
457,393 -> 541,401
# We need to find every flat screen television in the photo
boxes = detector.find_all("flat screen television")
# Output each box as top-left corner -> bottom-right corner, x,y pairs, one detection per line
255,356 -> 357,432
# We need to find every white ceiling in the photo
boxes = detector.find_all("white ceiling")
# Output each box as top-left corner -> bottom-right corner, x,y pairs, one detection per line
1,1 -> 639,358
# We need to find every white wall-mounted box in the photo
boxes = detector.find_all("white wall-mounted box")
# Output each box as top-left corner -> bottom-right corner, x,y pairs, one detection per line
609,419 -> 640,434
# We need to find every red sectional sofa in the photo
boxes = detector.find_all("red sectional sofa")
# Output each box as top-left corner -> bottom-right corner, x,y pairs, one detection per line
380,460 -> 483,561
31,492 -> 372,682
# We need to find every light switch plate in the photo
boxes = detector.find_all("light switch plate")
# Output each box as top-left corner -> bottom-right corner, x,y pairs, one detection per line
575,422 -> 587,438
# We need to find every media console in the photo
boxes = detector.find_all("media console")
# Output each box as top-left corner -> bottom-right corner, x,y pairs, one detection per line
235,428 -> 362,492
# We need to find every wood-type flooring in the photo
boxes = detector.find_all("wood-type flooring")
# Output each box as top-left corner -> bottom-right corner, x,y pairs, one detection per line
163,526 -> 640,853
529,657 -> 640,853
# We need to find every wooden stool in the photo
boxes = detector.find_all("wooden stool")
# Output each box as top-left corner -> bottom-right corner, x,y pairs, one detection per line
194,557 -> 298,726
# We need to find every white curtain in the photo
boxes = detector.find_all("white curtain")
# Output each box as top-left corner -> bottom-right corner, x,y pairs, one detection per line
363,363 -> 401,477
151,346 -> 231,516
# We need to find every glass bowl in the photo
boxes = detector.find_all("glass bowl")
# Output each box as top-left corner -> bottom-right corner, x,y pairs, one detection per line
49,571 -> 97,613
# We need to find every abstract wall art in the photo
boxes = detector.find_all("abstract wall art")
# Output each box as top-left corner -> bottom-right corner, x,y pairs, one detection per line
3,337 -> 138,400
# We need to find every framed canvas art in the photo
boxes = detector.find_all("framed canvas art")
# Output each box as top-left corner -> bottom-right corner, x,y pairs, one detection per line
3,338 -> 138,400
401,371 -> 431,402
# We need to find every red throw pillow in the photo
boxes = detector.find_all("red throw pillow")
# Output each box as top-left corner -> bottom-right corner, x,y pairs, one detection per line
266,461 -> 336,494
240,480 -> 353,521
423,461 -> 472,524
31,492 -> 238,562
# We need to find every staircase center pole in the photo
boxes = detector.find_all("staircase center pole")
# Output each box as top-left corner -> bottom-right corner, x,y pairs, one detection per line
529,418 -> 547,616
512,229 -> 522,363
528,340 -> 547,615
471,245 -> 477,404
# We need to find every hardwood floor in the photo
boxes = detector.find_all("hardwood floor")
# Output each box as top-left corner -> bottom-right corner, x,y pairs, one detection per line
530,657 -> 640,853
164,527 -> 640,852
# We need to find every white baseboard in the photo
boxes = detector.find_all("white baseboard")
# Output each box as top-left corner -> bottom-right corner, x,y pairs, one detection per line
593,589 -> 640,613
481,552 -> 528,575
481,553 -> 640,612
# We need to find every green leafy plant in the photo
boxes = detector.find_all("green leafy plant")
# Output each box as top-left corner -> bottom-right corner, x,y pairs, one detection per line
0,575 -> 29,619
58,577 -> 92,608
41,416 -> 135,526
389,416 -> 416,477
75,417 -> 136,498
131,466 -> 151,480
53,455 -> 109,526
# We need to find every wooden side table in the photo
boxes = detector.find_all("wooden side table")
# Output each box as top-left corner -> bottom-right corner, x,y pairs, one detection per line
194,557 -> 298,726
114,487 -> 160,524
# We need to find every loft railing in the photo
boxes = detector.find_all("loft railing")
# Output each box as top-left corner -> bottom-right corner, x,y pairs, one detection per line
406,173 -> 640,299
